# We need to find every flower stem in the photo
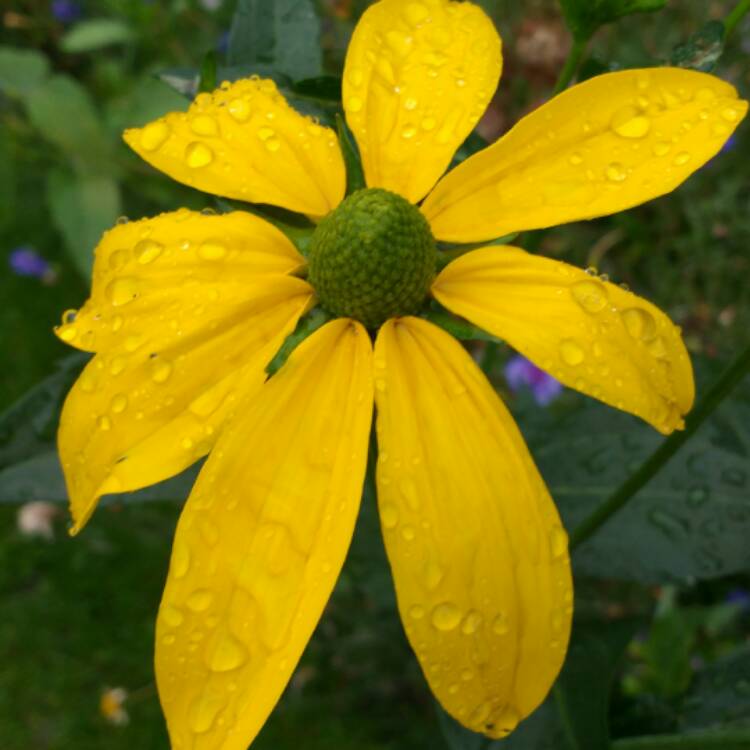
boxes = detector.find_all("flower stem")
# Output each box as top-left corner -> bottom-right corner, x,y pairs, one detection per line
725,0 -> 750,38
569,342 -> 750,551
552,38 -> 589,95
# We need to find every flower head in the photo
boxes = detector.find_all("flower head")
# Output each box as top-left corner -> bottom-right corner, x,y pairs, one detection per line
55,0 -> 746,746
505,354 -> 563,406
99,686 -> 129,726
9,246 -> 56,283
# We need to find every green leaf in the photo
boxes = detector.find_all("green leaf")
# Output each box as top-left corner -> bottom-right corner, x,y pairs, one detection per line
198,50 -> 218,94
670,21 -> 725,72
228,0 -> 322,81
59,19 -> 135,54
46,169 -> 122,277
0,355 -> 85,472
0,46 -> 50,98
613,728 -> 750,749
680,646 -> 750,731
438,620 -> 637,750
24,75 -> 110,168
516,367 -> 750,583
558,0 -> 667,42
0,450 -> 199,504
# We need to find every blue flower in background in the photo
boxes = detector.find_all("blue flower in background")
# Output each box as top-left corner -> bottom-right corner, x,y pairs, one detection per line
505,354 -> 563,406
8,246 -> 57,284
726,588 -> 750,612
51,0 -> 83,24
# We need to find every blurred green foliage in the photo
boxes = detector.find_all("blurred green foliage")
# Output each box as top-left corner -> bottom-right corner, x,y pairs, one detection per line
1,0 -> 750,748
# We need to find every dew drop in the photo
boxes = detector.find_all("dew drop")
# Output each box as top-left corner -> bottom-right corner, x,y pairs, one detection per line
605,162 -> 628,182
97,415 -> 112,431
150,358 -> 173,384
673,151 -> 691,166
611,106 -> 651,139
106,277 -> 140,307
346,95 -> 364,114
228,98 -> 251,121
571,279 -> 609,314
569,152 -> 583,166
139,121 -> 170,151
380,503 -> 399,529
549,525 -> 568,558
172,540 -> 191,578
461,610 -> 483,635
431,602 -> 462,631
189,694 -> 224,734
559,339 -> 585,366
621,307 -> 656,341
401,125 -> 417,139
135,239 -> 164,265
58,326 -> 77,342
110,394 -> 128,414
400,525 -> 416,541
403,2 -> 429,26
652,141 -> 671,157
185,141 -> 214,168
492,613 -> 510,636
161,605 -> 184,628
421,117 -> 437,131
187,589 -> 214,613
404,97 -> 418,111
198,240 -> 228,261
206,632 -> 248,672
409,604 -> 425,620
190,114 -> 219,137
721,106 -> 739,122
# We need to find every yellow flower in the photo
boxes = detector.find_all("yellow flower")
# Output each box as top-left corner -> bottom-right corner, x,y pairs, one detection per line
55,0 -> 746,747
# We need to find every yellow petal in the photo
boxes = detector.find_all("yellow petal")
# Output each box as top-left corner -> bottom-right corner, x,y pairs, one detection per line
433,246 -> 694,433
124,79 -> 345,217
343,0 -> 501,203
423,68 -> 748,241
58,277 -> 313,533
54,209 -> 305,354
374,317 -> 571,737
156,319 -> 373,750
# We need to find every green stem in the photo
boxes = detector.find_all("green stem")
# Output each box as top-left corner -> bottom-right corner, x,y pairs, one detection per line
612,729 -> 750,749
552,38 -> 589,95
570,342 -> 750,551
725,0 -> 750,38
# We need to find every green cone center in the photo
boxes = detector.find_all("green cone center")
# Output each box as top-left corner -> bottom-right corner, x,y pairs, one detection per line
308,188 -> 437,329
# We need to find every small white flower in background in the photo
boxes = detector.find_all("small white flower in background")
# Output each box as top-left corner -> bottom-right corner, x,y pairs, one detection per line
199,0 -> 222,10
100,687 -> 129,726
17,501 -> 59,540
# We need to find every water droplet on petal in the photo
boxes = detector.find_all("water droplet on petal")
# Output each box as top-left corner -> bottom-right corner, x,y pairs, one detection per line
189,693 -> 224,734
190,114 -> 219,137
431,602 -> 461,631
110,394 -> 128,414
135,239 -> 164,264
187,589 -> 214,613
621,307 -> 656,341
403,2 -> 429,27
106,277 -> 140,306
150,358 -> 173,384
409,604 -> 425,620
461,610 -> 483,635
571,279 -> 609,313
652,141 -> 671,157
673,151 -> 691,166
605,162 -> 628,182
380,503 -> 399,529
492,613 -> 509,636
549,525 -> 568,558
611,106 -> 651,139
161,605 -> 184,627
228,98 -> 251,121
97,415 -> 112,431
721,107 -> 739,122
559,339 -> 585,366
185,141 -> 214,168
172,540 -> 191,578
198,240 -> 228,261
139,121 -> 170,151
206,631 -> 248,672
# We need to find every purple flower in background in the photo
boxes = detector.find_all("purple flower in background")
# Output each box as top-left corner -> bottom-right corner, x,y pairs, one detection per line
726,588 -> 750,612
8,246 -> 57,284
505,354 -> 562,406
51,0 -> 83,24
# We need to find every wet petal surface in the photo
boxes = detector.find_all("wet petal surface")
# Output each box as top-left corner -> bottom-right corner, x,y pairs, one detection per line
423,68 -> 748,242
374,317 -> 572,738
344,0 -> 501,203
156,319 -> 373,750
433,246 -> 694,433
124,79 -> 346,217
